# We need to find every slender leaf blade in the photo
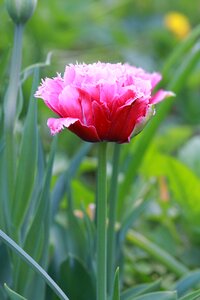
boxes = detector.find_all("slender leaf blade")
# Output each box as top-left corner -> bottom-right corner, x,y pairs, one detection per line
12,69 -> 39,228
15,137 -> 57,296
179,289 -> 200,300
59,255 -> 95,300
112,268 -> 120,300
0,230 -> 69,300
175,270 -> 200,297
4,284 -> 27,300
133,291 -> 177,300
121,280 -> 161,300
127,230 -> 188,276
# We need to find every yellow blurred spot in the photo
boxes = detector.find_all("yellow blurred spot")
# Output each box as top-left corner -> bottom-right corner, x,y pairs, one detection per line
164,12 -> 191,39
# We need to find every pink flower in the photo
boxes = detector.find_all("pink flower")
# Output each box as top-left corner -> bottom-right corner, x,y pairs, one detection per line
35,62 -> 173,143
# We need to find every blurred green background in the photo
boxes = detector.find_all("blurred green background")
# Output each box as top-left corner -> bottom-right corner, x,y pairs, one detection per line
1,0 -> 200,124
1,0 -> 199,66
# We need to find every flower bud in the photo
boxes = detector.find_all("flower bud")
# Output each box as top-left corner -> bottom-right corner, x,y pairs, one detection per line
6,0 -> 37,24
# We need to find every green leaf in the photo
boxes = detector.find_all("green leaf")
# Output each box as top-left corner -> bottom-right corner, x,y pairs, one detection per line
0,229 -> 69,300
4,284 -> 27,300
72,179 -> 94,207
142,148 -> 200,225
0,137 -> 4,154
112,268 -> 120,300
127,230 -> 188,277
65,209 -> 89,262
179,136 -> 200,178
0,285 -> 6,300
12,68 -> 39,228
59,255 -> 95,300
0,243 -> 11,286
154,125 -> 192,154
0,139 -> 12,232
133,291 -> 177,300
179,289 -> 200,300
51,143 -> 91,218
175,270 -> 200,297
119,199 -> 149,244
16,86 -> 24,120
15,137 -> 57,297
21,136 -> 46,234
68,143 -> 92,178
20,52 -> 52,84
121,280 -> 161,300
168,159 -> 200,223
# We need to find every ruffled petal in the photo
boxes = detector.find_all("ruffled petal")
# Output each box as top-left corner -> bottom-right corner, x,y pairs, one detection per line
107,100 -> 148,143
78,89 -> 94,125
47,117 -> 100,142
35,75 -> 63,115
58,86 -> 82,119
150,90 -> 175,104
148,72 -> 162,89
99,83 -> 116,106
64,65 -> 76,85
47,117 -> 79,135
92,101 -> 111,140
111,89 -> 137,114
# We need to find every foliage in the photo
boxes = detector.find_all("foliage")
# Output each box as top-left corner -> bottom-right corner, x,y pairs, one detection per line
0,1 -> 200,300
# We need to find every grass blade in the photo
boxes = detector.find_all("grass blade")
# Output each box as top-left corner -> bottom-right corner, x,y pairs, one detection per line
121,280 -> 161,300
0,230 -> 69,300
175,270 -> 200,297
127,230 -> 188,277
12,69 -> 39,228
4,284 -> 27,300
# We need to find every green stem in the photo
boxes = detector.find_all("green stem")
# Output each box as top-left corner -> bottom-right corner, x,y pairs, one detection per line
0,230 -> 69,300
97,142 -> 107,300
127,229 -> 188,277
107,143 -> 121,296
4,23 -> 24,132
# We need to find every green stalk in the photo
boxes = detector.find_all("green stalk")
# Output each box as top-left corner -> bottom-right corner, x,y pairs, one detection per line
97,142 -> 107,300
107,143 -> 121,296
4,23 -> 24,132
127,230 -> 188,277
